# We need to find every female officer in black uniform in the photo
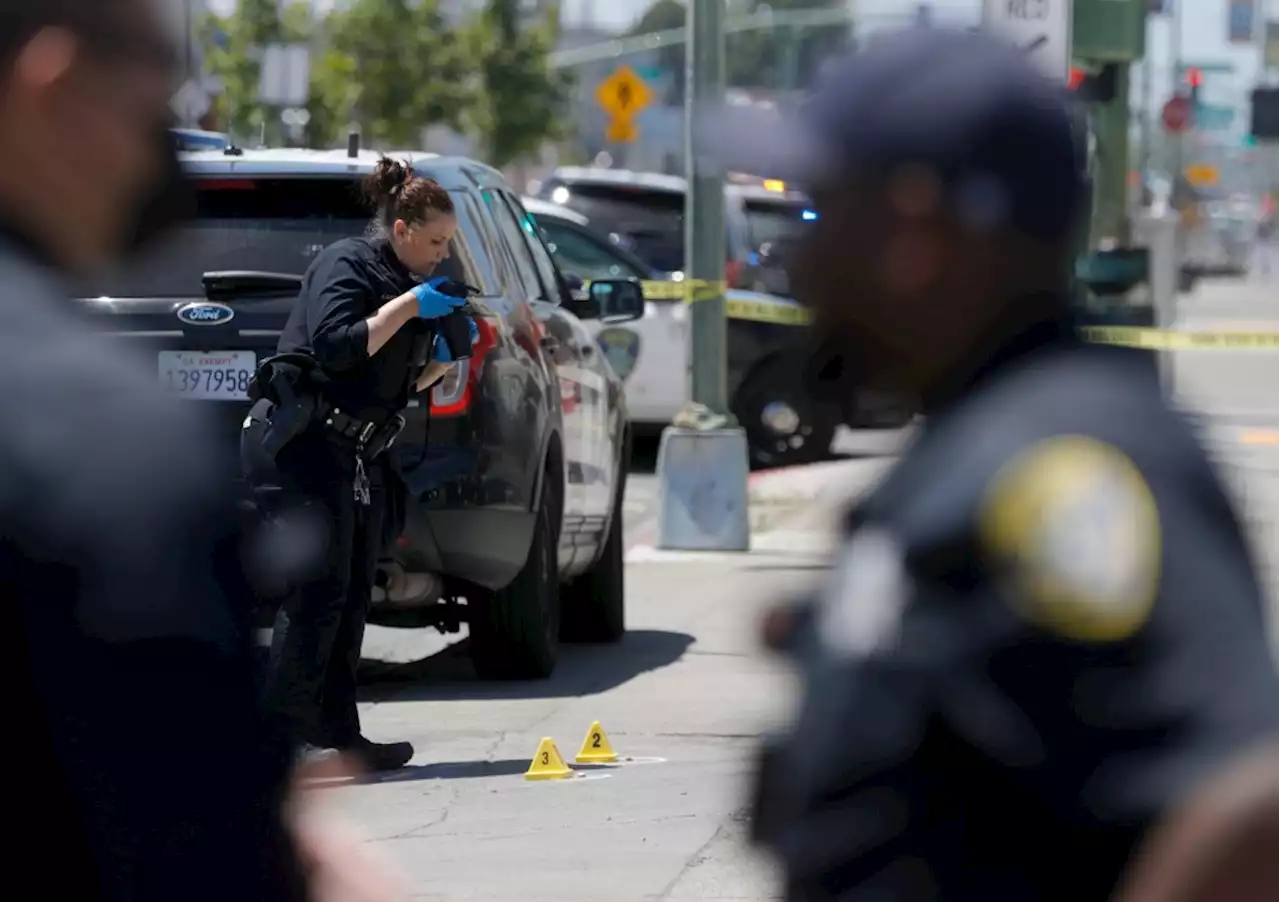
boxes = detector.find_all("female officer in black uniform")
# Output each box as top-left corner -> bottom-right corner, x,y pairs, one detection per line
262,157 -> 471,772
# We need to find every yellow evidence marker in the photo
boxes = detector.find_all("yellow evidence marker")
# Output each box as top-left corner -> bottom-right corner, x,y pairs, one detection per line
575,721 -> 619,764
525,737 -> 574,781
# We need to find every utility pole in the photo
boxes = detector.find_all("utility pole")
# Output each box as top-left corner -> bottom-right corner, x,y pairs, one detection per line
684,0 -> 727,414
1089,64 -> 1132,246
654,0 -> 749,553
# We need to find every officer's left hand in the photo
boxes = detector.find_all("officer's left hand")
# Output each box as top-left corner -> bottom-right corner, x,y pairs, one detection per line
431,317 -> 479,362
411,279 -> 467,319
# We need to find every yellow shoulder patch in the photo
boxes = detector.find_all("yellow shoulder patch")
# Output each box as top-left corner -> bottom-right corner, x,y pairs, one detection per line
977,435 -> 1161,643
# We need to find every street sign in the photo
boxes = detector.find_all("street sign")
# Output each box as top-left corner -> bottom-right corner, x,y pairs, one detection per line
595,66 -> 653,120
258,43 -> 310,108
1072,0 -> 1145,62
605,117 -> 639,144
982,0 -> 1073,81
1194,103 -> 1235,131
1184,163 -> 1219,187
170,79 -> 209,124
1179,61 -> 1235,74
1161,95 -> 1192,133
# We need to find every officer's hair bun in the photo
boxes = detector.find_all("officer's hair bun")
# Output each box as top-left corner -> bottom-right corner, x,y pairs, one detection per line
364,156 -> 412,204
363,155 -> 455,227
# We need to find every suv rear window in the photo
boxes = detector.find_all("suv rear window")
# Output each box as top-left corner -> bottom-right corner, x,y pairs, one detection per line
91,176 -> 491,297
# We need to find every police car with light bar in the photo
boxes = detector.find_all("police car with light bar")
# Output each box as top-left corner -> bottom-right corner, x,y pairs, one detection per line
522,195 -> 911,469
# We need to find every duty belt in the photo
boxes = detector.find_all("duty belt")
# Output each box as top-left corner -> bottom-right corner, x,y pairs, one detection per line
322,406 -> 406,506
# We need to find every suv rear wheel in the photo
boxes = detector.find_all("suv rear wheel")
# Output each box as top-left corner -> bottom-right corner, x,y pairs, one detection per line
469,470 -> 561,679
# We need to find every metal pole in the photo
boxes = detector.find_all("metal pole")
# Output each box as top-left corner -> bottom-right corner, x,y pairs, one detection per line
684,0 -> 727,414
1088,65 -> 1132,248
1140,17 -> 1153,199
655,0 -> 748,553
1170,1 -> 1183,209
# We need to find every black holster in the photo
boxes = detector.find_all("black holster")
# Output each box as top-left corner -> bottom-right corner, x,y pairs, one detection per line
239,353 -> 329,490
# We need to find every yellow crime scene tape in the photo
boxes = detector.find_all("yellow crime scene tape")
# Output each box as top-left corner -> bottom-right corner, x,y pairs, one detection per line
1077,327 -> 1279,350
591,279 -> 1280,344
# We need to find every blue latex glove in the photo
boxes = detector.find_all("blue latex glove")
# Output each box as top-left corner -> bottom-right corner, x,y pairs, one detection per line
432,317 -> 479,362
411,276 -> 467,318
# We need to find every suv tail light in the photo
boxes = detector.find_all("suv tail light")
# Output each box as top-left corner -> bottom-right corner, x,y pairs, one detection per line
429,314 -> 497,417
725,259 -> 743,287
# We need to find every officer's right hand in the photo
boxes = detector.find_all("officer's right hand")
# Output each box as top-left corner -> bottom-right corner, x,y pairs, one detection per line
411,277 -> 467,319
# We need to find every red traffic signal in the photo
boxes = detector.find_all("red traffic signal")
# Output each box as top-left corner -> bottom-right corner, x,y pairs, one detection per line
1185,68 -> 1204,88
1068,67 -> 1085,90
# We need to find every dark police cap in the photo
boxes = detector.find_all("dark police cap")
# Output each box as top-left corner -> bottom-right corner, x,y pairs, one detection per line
697,26 -> 1087,243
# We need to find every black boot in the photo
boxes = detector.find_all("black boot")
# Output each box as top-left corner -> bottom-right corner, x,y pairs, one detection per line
342,736 -> 414,772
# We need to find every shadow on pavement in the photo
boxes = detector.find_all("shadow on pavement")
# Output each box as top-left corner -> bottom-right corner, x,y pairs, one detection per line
357,628 -> 695,701
357,758 -> 619,786
367,758 -> 531,784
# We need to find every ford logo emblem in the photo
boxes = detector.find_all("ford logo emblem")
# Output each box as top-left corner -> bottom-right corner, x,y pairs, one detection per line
176,302 -> 235,326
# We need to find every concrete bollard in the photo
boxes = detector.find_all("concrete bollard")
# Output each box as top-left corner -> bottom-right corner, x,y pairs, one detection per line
655,425 -> 751,551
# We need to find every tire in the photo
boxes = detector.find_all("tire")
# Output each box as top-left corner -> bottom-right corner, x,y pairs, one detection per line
561,458 -> 627,644
732,354 -> 837,470
468,470 -> 560,680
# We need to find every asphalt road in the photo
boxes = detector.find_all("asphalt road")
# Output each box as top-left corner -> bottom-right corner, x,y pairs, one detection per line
1168,276 -> 1278,609
335,558 -> 804,902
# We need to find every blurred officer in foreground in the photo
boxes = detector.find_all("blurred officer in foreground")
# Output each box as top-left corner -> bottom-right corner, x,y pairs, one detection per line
258,156 -> 474,773
0,1 -> 404,898
1114,742 -> 1277,902
700,27 -> 1279,902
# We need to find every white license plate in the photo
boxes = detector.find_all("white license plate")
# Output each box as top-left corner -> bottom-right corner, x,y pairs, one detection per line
158,351 -> 256,400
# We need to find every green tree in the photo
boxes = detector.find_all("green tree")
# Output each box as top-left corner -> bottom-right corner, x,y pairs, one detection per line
626,0 -> 685,104
627,0 -> 851,96
725,0 -> 851,91
199,0 -> 287,144
322,0 -> 477,148
468,0 -> 574,168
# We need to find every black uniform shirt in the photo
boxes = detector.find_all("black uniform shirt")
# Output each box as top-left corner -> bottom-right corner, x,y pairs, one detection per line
1,225 -> 303,900
754,317 -> 1279,902
278,235 -> 429,423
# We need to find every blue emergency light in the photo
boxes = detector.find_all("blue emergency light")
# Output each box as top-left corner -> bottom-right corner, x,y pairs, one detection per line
801,209 -> 818,221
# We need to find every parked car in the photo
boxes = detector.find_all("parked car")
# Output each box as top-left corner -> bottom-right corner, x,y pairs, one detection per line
73,145 -> 645,680
534,166 -> 812,296
521,197 -> 910,469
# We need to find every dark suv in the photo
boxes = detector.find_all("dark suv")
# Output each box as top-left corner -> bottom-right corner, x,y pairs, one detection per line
534,166 -> 812,296
74,146 -> 644,680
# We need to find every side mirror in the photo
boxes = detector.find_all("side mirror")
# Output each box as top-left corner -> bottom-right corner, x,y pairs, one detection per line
561,272 -> 585,297
585,278 -> 645,323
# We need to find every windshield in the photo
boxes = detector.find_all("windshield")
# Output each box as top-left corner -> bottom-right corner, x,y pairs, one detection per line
547,182 -> 687,272
742,198 -> 812,250
90,176 -> 485,297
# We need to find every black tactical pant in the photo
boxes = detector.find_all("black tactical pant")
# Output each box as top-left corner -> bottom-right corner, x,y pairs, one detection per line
261,430 -> 387,749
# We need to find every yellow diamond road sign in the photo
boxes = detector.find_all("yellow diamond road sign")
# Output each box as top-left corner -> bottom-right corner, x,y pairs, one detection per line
596,66 -> 652,119
606,117 -> 638,144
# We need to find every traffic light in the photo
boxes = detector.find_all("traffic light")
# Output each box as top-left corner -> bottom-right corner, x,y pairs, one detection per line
1069,64 -> 1118,103
1250,86 -> 1278,142
1185,67 -> 1203,104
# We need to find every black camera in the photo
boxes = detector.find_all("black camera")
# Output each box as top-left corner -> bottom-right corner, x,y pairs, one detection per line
432,280 -> 481,361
